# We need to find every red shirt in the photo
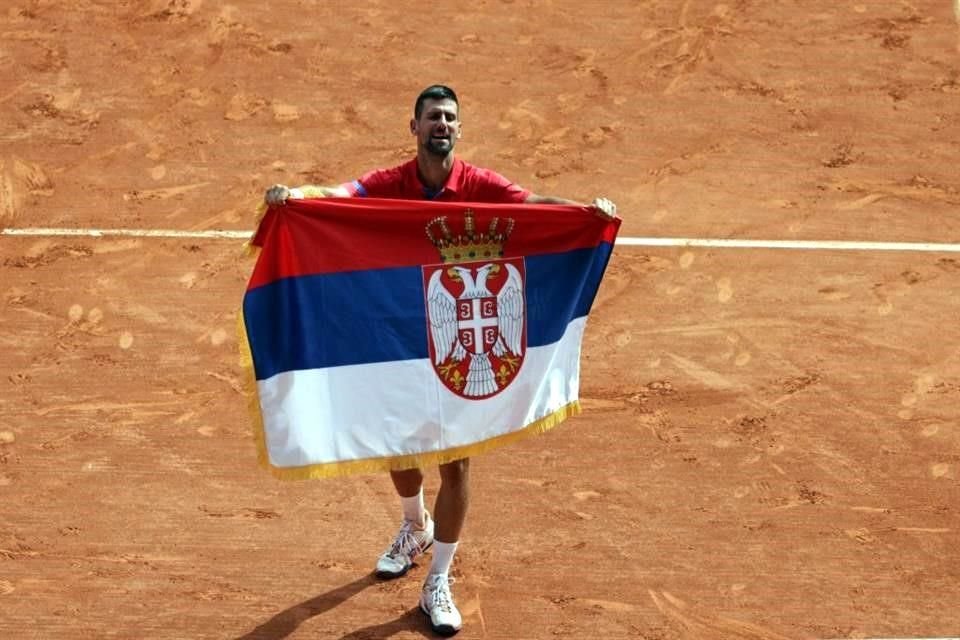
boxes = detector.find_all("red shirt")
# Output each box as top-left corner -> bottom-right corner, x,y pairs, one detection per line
341,158 -> 530,203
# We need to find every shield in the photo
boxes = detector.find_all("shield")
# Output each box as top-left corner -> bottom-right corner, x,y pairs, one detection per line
423,258 -> 527,399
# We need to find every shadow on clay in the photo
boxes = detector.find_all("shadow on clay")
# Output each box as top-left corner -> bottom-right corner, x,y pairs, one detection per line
233,572 -> 431,639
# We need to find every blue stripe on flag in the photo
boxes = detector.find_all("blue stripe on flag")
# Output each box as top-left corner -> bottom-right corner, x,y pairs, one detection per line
244,243 -> 613,380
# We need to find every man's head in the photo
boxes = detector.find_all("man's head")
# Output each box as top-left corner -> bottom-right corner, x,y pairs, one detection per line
411,85 -> 461,158
414,85 -> 458,120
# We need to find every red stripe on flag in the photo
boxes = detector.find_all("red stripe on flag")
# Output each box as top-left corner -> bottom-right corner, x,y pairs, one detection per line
247,198 -> 619,290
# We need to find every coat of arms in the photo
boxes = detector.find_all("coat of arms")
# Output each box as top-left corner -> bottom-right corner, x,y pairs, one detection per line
423,211 -> 526,398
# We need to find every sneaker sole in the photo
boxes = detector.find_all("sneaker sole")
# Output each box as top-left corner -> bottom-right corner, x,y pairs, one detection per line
419,602 -> 461,637
375,540 -> 434,580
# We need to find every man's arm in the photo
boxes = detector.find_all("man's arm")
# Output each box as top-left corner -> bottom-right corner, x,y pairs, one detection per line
524,194 -> 577,205
524,193 -> 617,219
264,184 -> 351,206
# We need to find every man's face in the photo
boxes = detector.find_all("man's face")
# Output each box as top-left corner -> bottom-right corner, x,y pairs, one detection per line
411,98 -> 461,157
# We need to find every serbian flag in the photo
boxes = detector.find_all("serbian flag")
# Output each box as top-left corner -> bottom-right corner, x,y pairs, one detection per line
239,197 -> 619,479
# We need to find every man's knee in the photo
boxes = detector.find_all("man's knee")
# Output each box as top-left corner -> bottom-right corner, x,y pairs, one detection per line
439,458 -> 470,485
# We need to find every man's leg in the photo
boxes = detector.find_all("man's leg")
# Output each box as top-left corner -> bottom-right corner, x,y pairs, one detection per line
391,468 -> 426,525
376,467 -> 434,579
420,458 -> 469,636
433,458 -> 470,544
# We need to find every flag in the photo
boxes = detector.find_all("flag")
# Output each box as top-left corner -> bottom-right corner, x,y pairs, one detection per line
239,197 -> 620,479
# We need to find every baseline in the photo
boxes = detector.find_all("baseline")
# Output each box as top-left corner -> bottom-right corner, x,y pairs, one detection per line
3,227 -> 960,253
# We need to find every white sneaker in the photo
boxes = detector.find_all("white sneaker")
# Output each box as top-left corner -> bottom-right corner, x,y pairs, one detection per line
375,512 -> 434,579
419,573 -> 462,636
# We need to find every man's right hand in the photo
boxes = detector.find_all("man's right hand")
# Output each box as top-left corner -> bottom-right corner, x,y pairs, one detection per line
264,184 -> 304,207
590,197 -> 617,220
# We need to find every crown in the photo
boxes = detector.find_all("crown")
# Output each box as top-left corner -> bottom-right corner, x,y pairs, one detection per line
425,209 -> 514,264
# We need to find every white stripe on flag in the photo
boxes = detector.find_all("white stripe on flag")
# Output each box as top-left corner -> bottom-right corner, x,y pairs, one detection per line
257,319 -> 586,468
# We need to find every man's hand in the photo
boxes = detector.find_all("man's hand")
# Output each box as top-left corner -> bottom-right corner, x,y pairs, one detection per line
264,184 -> 304,207
591,197 -> 617,219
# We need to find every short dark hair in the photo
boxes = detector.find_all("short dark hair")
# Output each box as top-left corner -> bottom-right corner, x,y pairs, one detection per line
414,85 -> 459,119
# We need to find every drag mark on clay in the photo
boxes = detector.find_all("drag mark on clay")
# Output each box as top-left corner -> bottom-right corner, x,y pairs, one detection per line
649,590 -> 792,640
195,327 -> 229,346
123,182 -> 210,202
579,598 -> 638,612
205,370 -> 243,393
458,593 -> 487,635
33,399 -> 182,417
662,3 -> 735,95
199,506 -> 280,519
833,176 -> 960,209
666,352 -> 746,391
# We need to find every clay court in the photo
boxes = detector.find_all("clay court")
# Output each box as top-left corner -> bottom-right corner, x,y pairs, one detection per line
2,2 -> 959,638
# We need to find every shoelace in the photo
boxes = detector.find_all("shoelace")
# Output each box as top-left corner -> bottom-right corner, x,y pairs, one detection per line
428,576 -> 456,613
388,521 -> 422,557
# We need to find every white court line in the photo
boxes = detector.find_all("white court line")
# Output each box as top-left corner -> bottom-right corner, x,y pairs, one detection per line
615,237 -> 960,252
0,227 -> 252,239
2,227 -> 960,253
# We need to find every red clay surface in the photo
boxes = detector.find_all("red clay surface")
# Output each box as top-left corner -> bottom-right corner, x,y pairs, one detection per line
2,2 -> 959,638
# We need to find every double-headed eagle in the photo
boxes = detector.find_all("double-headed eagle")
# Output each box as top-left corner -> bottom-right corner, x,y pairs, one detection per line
426,262 -> 524,397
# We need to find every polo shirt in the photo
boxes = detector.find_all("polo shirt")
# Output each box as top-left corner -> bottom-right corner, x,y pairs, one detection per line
341,158 -> 530,203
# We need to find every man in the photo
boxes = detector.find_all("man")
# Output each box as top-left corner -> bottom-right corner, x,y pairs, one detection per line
264,84 -> 615,637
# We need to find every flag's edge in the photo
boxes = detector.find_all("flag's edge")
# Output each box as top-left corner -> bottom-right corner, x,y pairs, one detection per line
237,306 -> 272,469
